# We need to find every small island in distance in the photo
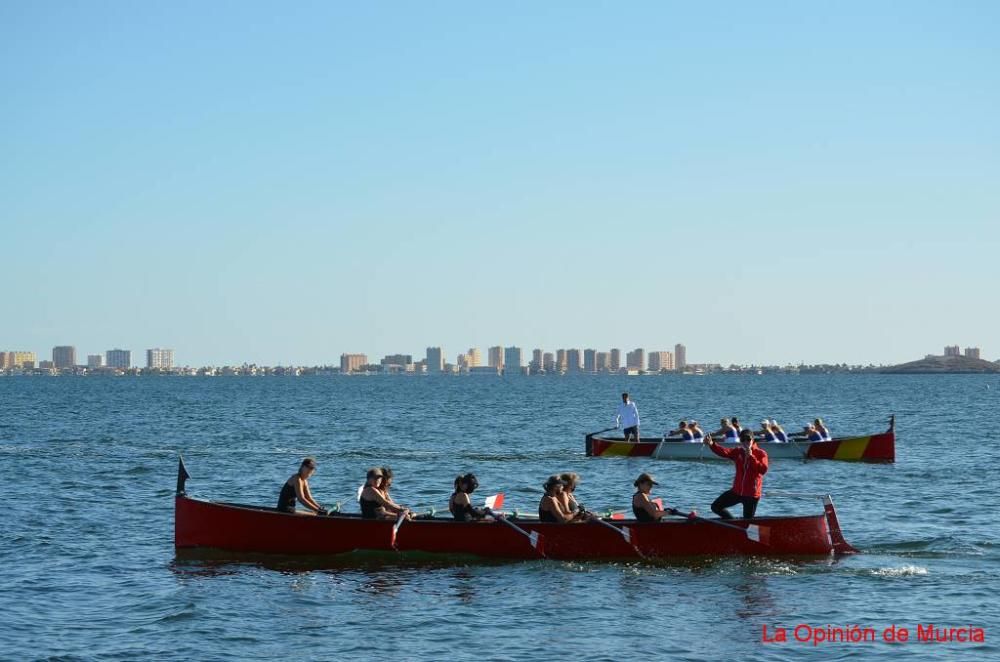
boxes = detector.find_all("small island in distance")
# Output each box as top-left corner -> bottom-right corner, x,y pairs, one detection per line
881,354 -> 1000,374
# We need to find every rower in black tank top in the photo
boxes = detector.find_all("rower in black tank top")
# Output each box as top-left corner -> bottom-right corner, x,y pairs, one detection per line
633,503 -> 654,522
360,496 -> 380,519
538,508 -> 559,523
277,480 -> 297,513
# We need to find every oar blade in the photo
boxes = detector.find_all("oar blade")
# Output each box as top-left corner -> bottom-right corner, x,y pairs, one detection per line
609,512 -> 625,521
484,493 -> 504,510
746,524 -> 770,545
528,530 -> 544,555
391,512 -> 406,549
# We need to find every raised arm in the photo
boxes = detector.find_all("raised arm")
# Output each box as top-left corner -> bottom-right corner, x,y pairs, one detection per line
704,434 -> 736,458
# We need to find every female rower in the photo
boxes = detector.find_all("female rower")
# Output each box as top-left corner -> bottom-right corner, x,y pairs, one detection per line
672,421 -> 697,442
814,418 -> 832,441
360,467 -> 411,520
277,457 -> 326,515
805,424 -> 824,442
760,420 -> 777,443
538,475 -> 576,523
449,473 -> 488,521
714,418 -> 739,443
771,420 -> 789,443
631,473 -> 671,521
378,467 -> 412,519
689,421 -> 705,442
558,472 -> 592,521
666,420 -> 688,439
731,417 -> 743,435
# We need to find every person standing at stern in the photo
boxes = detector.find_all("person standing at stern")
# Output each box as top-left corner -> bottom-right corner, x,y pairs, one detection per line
703,429 -> 769,519
614,392 -> 640,442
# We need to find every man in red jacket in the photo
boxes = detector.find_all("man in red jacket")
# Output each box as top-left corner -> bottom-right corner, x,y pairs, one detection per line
703,428 -> 769,519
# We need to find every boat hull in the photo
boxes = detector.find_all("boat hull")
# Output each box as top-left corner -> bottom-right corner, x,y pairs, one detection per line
175,495 -> 853,560
586,426 -> 895,462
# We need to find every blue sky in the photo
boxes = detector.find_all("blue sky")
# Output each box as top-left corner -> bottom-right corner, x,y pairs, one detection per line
2,1 -> 998,366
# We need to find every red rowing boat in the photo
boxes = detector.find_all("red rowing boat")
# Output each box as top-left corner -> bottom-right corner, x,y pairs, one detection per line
174,460 -> 857,560
586,416 -> 895,462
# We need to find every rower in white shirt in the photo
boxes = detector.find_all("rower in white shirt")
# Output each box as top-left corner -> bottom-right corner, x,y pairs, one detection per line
614,392 -> 641,442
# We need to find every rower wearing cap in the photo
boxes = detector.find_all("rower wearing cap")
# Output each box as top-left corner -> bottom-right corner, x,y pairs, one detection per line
805,424 -> 824,442
703,429 -> 769,519
814,418 -> 832,441
631,473 -> 672,522
360,467 -> 411,520
538,475 -> 577,523
449,473 -> 488,521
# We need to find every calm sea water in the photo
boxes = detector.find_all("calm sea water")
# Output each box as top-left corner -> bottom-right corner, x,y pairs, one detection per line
2,374 -> 998,660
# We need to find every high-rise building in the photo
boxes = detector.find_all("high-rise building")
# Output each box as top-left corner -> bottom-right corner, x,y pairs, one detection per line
381,354 -> 413,368
146,348 -> 174,369
675,343 -> 687,370
426,347 -> 444,373
87,354 -> 104,368
52,346 -> 76,369
555,349 -> 567,372
504,346 -> 523,374
596,351 -> 610,372
106,349 -> 132,369
648,351 -> 675,372
487,346 -> 504,370
530,349 -> 543,371
2,351 -> 36,369
965,347 -> 981,359
583,349 -> 597,372
626,348 -> 645,371
543,352 -> 555,373
467,348 -> 482,367
944,345 -> 961,357
566,349 -> 582,372
610,348 -> 621,372
340,353 -> 368,373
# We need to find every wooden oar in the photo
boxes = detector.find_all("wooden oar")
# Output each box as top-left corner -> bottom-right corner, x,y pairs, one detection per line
670,508 -> 770,545
592,517 -> 645,559
492,513 -> 546,558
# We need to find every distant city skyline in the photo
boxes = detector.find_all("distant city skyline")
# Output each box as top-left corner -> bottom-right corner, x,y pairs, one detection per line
3,4 -> 997,366
1,342 -> 987,372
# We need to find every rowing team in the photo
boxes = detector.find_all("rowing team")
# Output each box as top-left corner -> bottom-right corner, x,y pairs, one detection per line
277,431 -> 769,522
667,417 -> 831,443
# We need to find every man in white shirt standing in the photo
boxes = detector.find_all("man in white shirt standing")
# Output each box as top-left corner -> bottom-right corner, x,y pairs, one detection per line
615,392 -> 641,442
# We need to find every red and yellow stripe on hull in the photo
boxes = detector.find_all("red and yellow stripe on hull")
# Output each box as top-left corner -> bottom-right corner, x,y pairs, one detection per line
804,429 -> 895,462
